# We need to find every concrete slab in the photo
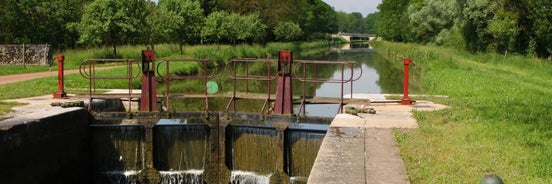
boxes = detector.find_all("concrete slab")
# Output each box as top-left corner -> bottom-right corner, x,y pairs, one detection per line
308,98 -> 448,184
1,95 -> 86,129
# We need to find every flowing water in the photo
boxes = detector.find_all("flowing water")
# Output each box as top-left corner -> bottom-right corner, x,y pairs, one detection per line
89,44 -> 403,183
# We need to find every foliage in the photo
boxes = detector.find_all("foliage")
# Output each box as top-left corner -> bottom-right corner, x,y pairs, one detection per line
159,0 -> 204,52
1,0 -> 339,52
373,41 -> 552,183
273,22 -> 303,42
375,0 -> 552,57
375,0 -> 410,41
201,11 -> 267,44
71,0 -> 147,57
0,0 -> 91,49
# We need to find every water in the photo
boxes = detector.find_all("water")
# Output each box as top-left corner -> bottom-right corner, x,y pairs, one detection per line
88,44 -> 399,183
160,43 -> 402,117
297,44 -> 403,117
159,170 -> 203,184
90,125 -> 144,184
90,117 -> 328,184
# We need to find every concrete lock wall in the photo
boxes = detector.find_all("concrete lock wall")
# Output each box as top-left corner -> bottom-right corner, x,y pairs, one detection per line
0,108 -> 90,184
0,44 -> 52,66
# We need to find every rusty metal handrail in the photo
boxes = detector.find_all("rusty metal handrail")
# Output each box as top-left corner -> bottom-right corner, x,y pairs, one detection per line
225,58 -> 276,113
292,60 -> 362,115
158,58 -> 217,112
79,59 -> 142,112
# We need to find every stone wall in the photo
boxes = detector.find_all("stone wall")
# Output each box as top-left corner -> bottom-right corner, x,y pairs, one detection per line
0,44 -> 52,66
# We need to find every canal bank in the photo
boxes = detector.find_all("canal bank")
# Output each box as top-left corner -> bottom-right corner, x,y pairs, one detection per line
308,95 -> 447,184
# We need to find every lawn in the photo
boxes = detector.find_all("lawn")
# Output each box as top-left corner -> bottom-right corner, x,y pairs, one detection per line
373,41 -> 552,183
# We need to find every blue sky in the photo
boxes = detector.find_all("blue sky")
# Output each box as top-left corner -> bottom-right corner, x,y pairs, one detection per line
322,0 -> 382,17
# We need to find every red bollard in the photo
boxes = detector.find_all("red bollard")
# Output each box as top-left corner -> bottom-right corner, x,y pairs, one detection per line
400,58 -> 414,105
53,55 -> 67,99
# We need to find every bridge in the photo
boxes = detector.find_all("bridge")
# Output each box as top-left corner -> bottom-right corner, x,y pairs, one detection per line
333,33 -> 377,42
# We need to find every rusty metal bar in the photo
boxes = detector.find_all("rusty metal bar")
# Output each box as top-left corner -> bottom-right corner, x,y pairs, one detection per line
158,59 -> 217,112
292,60 -> 362,115
225,58 -> 277,113
79,59 -> 141,111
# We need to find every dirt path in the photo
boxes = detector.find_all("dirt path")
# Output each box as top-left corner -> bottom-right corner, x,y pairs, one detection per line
0,66 -> 122,85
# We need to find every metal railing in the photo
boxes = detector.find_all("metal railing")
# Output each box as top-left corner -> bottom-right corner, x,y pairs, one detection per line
293,60 -> 362,115
156,58 -> 217,112
225,58 -> 276,113
79,59 -> 141,111
79,57 -> 362,116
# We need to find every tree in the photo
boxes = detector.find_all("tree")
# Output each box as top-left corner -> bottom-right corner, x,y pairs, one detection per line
486,9 -> 519,55
73,0 -> 147,57
159,0 -> 204,53
274,22 -> 303,41
375,0 -> 410,41
144,1 -> 182,50
201,11 -> 231,43
364,13 -> 378,34
408,0 -> 459,44
0,0 -> 91,49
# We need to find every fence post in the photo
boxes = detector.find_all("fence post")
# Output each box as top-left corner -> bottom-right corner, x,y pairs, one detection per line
53,55 -> 67,99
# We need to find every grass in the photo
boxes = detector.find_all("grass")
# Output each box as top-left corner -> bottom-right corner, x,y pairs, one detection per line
0,101 -> 21,120
0,41 -> 331,101
372,41 -> 552,183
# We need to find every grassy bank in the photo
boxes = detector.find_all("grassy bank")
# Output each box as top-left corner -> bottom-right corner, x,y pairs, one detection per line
0,41 -> 331,101
0,42 -> 331,76
372,41 -> 552,183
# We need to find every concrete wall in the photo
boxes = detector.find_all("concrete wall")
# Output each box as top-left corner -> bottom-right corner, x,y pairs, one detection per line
0,44 -> 52,66
0,108 -> 90,184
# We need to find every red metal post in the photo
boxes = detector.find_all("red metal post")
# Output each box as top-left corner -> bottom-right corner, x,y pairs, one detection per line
274,50 -> 293,115
53,55 -> 67,99
400,58 -> 414,105
140,50 -> 158,111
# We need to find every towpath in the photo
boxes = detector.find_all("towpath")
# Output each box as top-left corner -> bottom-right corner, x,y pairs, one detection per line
308,99 -> 448,184
0,66 -> 122,85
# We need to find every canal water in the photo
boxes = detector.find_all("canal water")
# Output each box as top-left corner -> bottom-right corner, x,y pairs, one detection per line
298,43 -> 403,117
89,43 -> 405,183
160,43 -> 404,117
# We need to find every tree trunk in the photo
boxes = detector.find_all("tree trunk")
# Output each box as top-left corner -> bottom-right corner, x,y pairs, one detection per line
179,41 -> 184,54
112,43 -> 117,58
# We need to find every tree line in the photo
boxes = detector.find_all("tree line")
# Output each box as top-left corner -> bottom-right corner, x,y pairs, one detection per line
1,0 -> 372,57
374,0 -> 552,58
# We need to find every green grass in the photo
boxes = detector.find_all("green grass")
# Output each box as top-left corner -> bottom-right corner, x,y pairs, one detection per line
372,41 -> 552,183
0,42 -> 330,99
0,101 -> 21,120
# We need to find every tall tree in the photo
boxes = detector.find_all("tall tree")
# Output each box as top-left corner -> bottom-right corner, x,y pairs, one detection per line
274,22 -> 303,41
408,0 -> 460,44
145,1 -> 182,50
73,0 -> 147,57
376,0 -> 411,41
0,0 -> 91,49
159,0 -> 204,53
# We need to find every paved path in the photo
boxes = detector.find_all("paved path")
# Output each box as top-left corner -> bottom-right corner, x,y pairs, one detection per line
0,66 -> 122,85
308,99 -> 447,184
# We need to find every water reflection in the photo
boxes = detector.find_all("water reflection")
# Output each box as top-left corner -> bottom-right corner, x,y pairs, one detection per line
157,44 -> 405,117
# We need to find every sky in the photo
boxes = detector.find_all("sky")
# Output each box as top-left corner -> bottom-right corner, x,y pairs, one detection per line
322,0 -> 382,17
